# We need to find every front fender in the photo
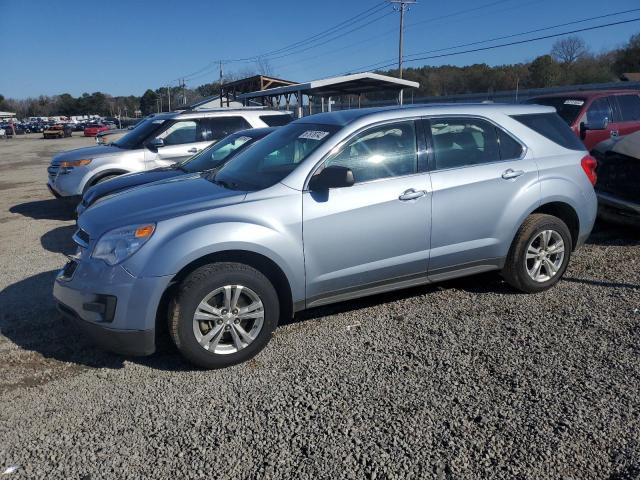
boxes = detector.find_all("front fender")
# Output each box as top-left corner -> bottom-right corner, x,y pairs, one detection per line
123,210 -> 305,303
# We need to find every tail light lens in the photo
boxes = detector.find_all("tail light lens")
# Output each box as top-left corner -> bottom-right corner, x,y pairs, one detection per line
581,154 -> 597,186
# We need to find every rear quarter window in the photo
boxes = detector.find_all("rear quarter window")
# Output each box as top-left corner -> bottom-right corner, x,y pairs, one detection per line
511,113 -> 585,151
260,114 -> 293,127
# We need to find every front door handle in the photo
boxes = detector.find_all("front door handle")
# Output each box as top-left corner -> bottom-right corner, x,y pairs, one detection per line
501,169 -> 524,180
187,148 -> 198,154
399,188 -> 427,201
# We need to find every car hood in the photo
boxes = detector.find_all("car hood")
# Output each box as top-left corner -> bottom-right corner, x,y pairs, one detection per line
51,145 -> 121,164
78,175 -> 247,238
83,168 -> 187,207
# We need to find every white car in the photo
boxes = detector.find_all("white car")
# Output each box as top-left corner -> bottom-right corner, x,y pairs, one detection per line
47,109 -> 293,198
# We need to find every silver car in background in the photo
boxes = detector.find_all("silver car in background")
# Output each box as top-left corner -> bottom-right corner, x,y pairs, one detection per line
46,109 -> 293,199
53,104 -> 598,368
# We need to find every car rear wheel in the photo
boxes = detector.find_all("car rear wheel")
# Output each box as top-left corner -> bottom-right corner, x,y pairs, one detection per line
502,214 -> 572,293
169,262 -> 279,369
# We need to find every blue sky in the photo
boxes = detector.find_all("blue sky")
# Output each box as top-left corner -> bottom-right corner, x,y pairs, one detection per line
1,0 -> 638,98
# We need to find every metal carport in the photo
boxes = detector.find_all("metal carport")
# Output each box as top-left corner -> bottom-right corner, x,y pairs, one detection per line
237,72 -> 419,117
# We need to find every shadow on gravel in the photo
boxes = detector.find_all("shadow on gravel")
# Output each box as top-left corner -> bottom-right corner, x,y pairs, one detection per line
41,225 -> 77,255
10,198 -> 76,221
587,220 -> 640,246
0,270 -> 127,371
563,277 -> 639,290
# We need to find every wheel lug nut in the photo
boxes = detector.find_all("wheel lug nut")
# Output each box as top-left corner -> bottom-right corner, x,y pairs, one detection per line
232,309 -> 239,315
221,309 -> 228,315
234,318 -> 240,324
216,319 -> 223,325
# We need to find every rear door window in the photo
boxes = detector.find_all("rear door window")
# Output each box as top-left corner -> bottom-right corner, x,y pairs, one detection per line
496,128 -> 524,160
429,117 -> 500,170
511,113 -> 585,151
615,94 -> 640,122
199,116 -> 251,142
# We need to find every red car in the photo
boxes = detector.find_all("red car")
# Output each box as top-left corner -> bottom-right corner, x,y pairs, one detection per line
83,123 -> 109,137
525,90 -> 640,150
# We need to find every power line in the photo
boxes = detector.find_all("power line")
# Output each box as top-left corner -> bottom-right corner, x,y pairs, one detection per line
343,9 -> 640,74
224,2 -> 389,62
372,16 -> 640,70
175,1 -> 389,82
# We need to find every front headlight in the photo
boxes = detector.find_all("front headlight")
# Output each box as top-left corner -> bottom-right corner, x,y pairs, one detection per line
60,159 -> 92,168
92,223 -> 155,266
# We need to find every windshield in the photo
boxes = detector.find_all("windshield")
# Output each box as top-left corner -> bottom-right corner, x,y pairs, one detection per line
179,132 -> 260,173
525,97 -> 585,125
213,122 -> 339,191
112,118 -> 167,149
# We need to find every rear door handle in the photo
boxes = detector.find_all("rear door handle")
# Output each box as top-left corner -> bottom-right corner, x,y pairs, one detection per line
399,188 -> 427,201
501,169 -> 524,180
187,148 -> 198,154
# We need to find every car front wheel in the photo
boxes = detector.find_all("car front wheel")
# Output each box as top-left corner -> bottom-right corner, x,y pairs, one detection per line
502,214 -> 572,293
169,262 -> 280,369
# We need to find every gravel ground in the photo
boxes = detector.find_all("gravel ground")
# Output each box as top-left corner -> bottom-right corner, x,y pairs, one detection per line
1,134 -> 639,479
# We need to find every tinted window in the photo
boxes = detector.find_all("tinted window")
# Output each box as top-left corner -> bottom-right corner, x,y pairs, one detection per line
525,97 -> 585,125
325,121 -> 417,183
260,114 -> 293,127
113,118 -> 166,149
430,117 -> 499,169
511,113 -> 585,151
159,120 -> 197,145
496,128 -> 524,160
586,97 -> 613,125
199,116 -> 251,142
180,132 -> 258,173
214,122 -> 339,191
616,94 -> 640,121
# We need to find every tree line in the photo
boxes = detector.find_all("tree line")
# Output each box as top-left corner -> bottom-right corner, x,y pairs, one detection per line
1,33 -> 638,118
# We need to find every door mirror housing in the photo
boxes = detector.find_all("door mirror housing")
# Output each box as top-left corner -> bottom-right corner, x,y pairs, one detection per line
145,137 -> 164,152
580,117 -> 608,138
308,165 -> 355,191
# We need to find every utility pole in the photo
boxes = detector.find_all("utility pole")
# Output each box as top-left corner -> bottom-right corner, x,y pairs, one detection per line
389,0 -> 416,105
167,85 -> 171,112
219,60 -> 224,108
181,78 -> 187,105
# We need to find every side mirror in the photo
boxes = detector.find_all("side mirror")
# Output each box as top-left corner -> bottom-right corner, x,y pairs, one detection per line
580,117 -> 608,138
308,165 -> 355,191
145,137 -> 164,152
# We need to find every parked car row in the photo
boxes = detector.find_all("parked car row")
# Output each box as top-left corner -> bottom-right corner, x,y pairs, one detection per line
45,103 -> 602,369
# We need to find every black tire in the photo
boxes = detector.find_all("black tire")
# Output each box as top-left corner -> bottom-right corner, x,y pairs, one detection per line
502,214 -> 572,293
93,174 -> 119,185
169,262 -> 280,369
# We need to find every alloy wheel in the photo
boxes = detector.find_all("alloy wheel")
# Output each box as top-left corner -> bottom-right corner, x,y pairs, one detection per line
525,229 -> 565,283
192,285 -> 264,355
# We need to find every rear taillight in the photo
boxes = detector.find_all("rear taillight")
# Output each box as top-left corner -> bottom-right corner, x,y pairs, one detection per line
581,154 -> 597,186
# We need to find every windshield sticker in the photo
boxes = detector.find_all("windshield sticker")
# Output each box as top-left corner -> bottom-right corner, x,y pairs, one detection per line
235,136 -> 252,143
299,130 -> 330,140
564,99 -> 584,106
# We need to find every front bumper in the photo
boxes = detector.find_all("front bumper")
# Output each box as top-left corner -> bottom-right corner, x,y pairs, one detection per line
47,168 -> 84,197
53,258 -> 173,356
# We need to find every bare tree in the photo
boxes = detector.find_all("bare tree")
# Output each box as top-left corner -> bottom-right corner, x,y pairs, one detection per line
256,57 -> 274,76
551,36 -> 588,65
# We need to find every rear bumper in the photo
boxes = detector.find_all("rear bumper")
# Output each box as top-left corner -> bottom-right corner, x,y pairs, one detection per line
57,302 -> 155,356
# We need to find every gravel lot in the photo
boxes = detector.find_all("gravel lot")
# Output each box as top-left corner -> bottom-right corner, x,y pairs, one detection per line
1,133 -> 639,479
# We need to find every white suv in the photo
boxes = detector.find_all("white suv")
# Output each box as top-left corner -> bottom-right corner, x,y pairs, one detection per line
47,109 -> 292,199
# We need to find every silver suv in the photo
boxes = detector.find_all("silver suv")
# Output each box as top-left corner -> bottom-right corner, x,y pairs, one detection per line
46,109 -> 292,198
53,104 -> 598,368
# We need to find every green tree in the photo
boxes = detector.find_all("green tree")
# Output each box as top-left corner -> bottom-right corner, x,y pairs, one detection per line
612,33 -> 640,76
139,89 -> 158,115
527,55 -> 561,87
